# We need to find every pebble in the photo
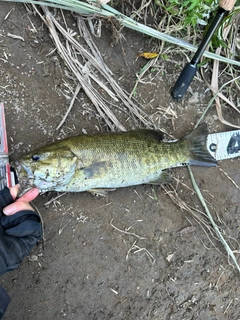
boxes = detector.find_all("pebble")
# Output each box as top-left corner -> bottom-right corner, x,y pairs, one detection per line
188,92 -> 199,104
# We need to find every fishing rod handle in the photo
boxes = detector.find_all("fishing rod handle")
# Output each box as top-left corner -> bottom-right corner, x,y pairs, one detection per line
171,63 -> 197,100
219,0 -> 236,11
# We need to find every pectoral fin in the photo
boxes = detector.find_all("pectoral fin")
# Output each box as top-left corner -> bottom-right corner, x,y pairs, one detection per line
88,188 -> 116,196
80,161 -> 109,179
149,171 -> 172,185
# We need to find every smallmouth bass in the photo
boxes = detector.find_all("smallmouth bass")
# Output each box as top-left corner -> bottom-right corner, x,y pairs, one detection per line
14,124 -> 217,193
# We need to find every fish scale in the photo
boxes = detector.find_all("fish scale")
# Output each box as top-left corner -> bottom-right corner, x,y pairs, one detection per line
15,124 -> 216,193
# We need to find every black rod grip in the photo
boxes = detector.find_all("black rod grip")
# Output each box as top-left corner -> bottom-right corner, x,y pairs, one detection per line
191,7 -> 226,64
171,7 -> 228,100
171,63 -> 197,99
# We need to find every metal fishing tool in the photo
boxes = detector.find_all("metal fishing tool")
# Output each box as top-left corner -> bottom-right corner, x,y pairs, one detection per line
0,103 -> 16,189
171,0 -> 237,100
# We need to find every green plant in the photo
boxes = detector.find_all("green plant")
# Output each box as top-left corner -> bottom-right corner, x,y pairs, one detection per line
159,0 -> 218,27
3,0 -> 240,66
156,0 -> 240,51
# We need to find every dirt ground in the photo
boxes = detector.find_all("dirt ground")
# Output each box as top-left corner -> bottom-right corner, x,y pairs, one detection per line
1,2 -> 240,320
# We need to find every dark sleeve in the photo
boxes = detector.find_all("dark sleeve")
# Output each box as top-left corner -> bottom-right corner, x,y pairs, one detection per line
0,209 -> 42,276
0,187 -> 13,212
0,284 -> 10,319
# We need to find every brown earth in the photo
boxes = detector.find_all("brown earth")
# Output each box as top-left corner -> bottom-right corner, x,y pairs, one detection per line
0,2 -> 240,320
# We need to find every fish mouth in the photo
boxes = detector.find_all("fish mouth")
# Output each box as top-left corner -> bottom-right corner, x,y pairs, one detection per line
14,161 -> 34,186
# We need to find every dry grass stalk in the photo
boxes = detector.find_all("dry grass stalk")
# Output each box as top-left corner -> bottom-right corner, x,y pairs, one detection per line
188,166 -> 240,272
201,18 -> 240,128
3,0 -> 240,67
110,219 -> 146,240
56,83 -> 81,130
35,5 -> 154,131
41,6 -> 125,131
218,166 -> 240,191
44,192 -> 67,206
126,240 -> 156,265
161,183 -> 212,230
162,175 -> 226,241
163,171 -> 240,271
130,57 -> 159,99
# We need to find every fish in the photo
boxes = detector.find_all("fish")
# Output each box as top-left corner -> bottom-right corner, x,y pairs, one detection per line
14,123 -> 217,193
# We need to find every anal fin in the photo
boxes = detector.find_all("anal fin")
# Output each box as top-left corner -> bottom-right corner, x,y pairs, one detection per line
149,171 -> 172,185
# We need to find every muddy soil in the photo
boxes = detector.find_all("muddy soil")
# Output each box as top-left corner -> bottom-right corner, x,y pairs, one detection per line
1,3 -> 240,320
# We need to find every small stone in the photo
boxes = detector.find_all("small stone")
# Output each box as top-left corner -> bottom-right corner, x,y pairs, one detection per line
188,92 -> 199,104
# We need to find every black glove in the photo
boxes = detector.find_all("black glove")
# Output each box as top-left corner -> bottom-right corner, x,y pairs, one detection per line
0,187 -> 42,276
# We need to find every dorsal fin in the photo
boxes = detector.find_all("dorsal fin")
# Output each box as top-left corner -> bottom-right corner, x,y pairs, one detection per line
128,129 -> 164,142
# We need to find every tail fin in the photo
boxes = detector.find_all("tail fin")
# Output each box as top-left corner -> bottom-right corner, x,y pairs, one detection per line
184,123 -> 217,166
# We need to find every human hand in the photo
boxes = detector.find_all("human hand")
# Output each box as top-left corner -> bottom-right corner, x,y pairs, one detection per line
0,185 -> 42,276
3,184 -> 39,215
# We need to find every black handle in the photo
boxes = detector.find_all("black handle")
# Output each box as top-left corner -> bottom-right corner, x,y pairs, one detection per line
171,6 -> 229,100
171,63 -> 197,99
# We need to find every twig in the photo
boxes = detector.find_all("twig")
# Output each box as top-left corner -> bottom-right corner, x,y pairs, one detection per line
218,166 -> 240,191
56,83 -> 81,130
223,299 -> 233,314
195,75 -> 240,128
130,57 -> 158,98
200,20 -> 240,129
161,184 -> 211,228
4,8 -> 13,20
44,192 -> 67,206
59,217 -> 71,235
126,240 -> 155,264
110,219 -> 146,239
7,33 -> 25,41
31,202 -> 45,249
76,15 -> 113,75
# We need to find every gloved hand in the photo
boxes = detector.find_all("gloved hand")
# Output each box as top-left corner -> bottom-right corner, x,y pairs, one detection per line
0,185 -> 42,276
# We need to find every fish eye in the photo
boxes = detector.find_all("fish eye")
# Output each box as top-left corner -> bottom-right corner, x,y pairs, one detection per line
32,154 -> 41,161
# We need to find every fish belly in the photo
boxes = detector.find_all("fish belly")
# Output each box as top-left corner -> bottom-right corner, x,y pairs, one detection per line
54,158 -> 164,192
